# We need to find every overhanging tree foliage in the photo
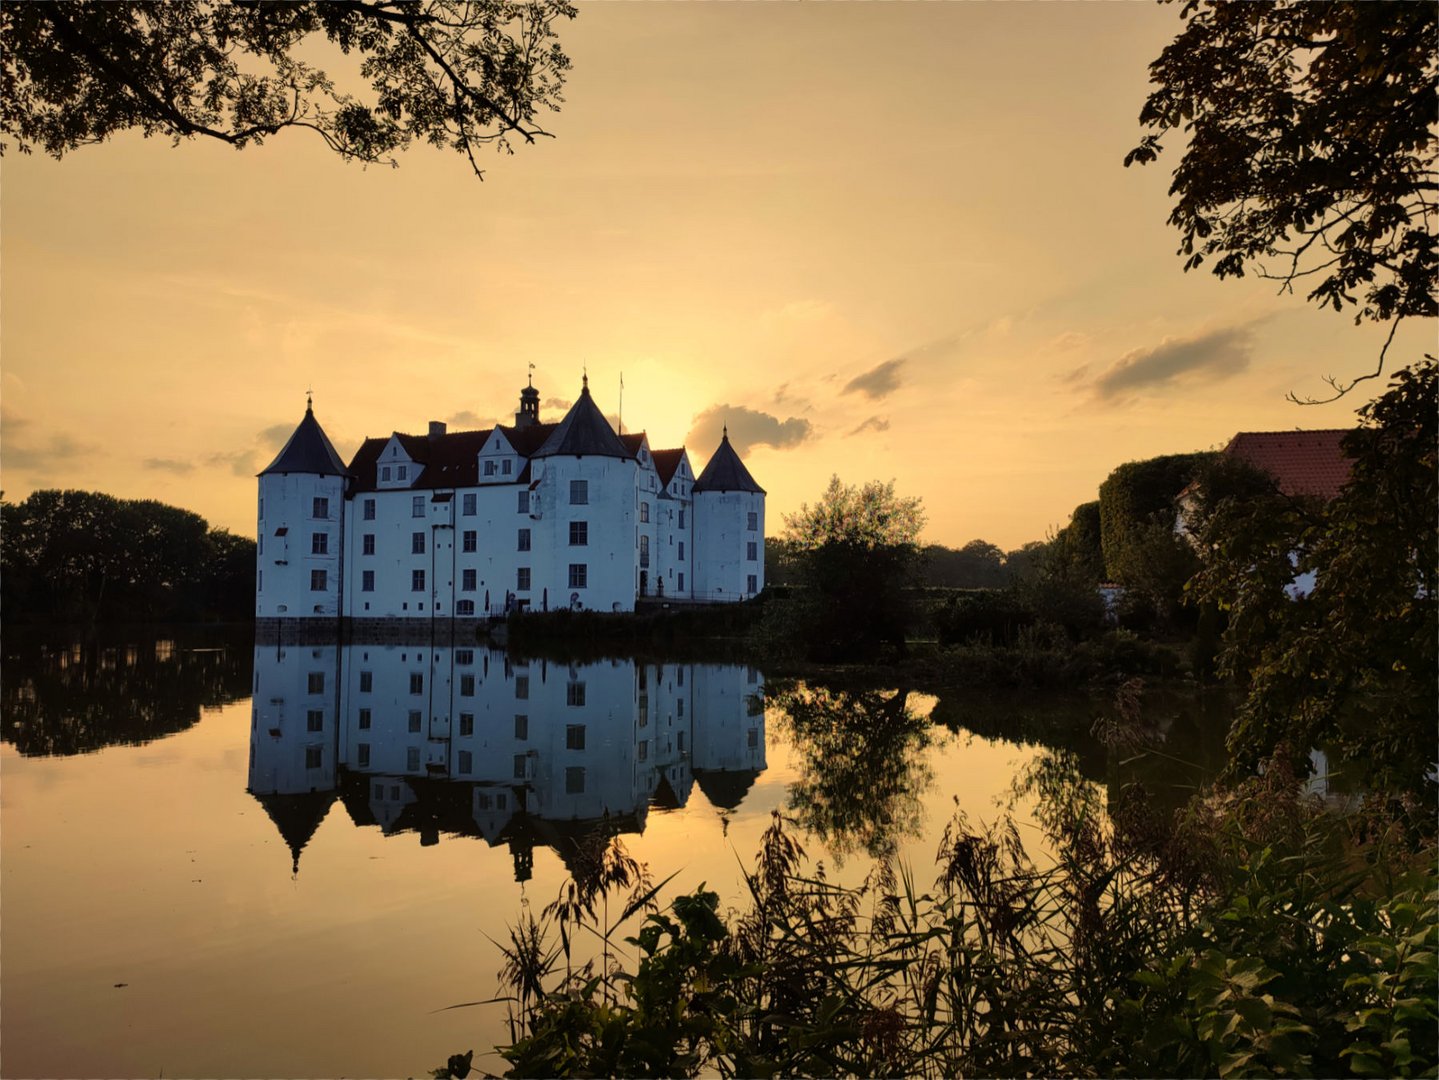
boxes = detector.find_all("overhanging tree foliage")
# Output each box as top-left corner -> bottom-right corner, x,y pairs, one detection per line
1127,0 -> 1437,397
1191,360 -> 1438,792
1097,453 -> 1210,620
0,0 -> 575,178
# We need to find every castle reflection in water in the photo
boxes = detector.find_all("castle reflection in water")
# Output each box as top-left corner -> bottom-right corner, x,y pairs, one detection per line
248,639 -> 766,880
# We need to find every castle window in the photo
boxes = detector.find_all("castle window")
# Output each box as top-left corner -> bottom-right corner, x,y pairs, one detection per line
459,713 -> 474,737
312,532 -> 328,555
359,708 -> 371,729
462,493 -> 476,516
638,740 -> 648,762
307,709 -> 323,732
566,723 -> 586,749
569,480 -> 587,505
397,465 -> 408,481
565,767 -> 585,794
463,530 -> 478,552
747,541 -> 758,561
362,534 -> 375,555
748,728 -> 759,748
678,572 -> 685,590
502,459 -> 512,475
358,743 -> 371,768
639,502 -> 649,523
748,574 -> 758,593
306,746 -> 322,769
382,466 -> 392,481
456,650 -> 473,665
411,532 -> 425,555
459,751 -> 473,775
517,490 -> 530,514
462,569 -> 476,592
484,460 -> 497,477
359,671 -> 372,692
566,684 -> 587,709
361,570 -> 375,592
312,497 -> 329,518
407,747 -> 420,771
456,599 -> 475,615
460,674 -> 475,697
515,676 -> 529,700
514,714 -> 528,739
678,541 -> 685,560
568,564 -> 588,589
412,569 -> 425,592
412,496 -> 424,518
310,569 -> 327,591
308,672 -> 325,693
679,508 -> 686,528
363,498 -> 376,520
517,528 -> 530,552
748,512 -> 758,531
517,567 -> 531,591
569,521 -> 587,546
514,754 -> 527,780
409,673 -> 423,695
639,535 -> 650,567
408,710 -> 422,731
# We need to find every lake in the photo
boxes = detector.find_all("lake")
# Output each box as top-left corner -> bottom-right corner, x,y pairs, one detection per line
1,627 -> 1226,1079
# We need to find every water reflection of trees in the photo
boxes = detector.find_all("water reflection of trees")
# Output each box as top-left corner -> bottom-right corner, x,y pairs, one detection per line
1,628 -> 253,756
766,682 -> 934,862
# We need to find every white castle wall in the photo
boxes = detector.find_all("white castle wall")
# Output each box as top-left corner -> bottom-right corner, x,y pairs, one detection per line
256,473 -> 346,618
693,490 -> 765,602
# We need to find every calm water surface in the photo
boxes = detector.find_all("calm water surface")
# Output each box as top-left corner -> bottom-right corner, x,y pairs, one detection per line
1,629 -> 1222,1079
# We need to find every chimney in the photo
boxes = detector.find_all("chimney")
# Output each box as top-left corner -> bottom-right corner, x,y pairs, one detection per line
428,421 -> 446,440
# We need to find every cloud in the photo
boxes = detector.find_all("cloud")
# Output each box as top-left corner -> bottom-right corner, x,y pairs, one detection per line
1084,322 -> 1260,402
687,404 -> 813,456
258,423 -> 294,448
841,358 -> 906,400
144,457 -> 195,474
206,450 -> 260,477
447,410 -> 488,429
3,430 -> 96,471
542,397 -> 572,412
848,416 -> 890,437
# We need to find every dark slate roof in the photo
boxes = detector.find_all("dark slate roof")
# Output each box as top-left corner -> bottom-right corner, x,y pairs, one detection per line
651,449 -> 685,487
252,789 -> 337,874
347,427 -> 540,492
533,383 -> 630,460
694,768 -> 760,811
1223,430 -> 1353,500
498,422 -> 559,458
693,432 -> 764,494
620,433 -> 648,457
259,407 -> 350,477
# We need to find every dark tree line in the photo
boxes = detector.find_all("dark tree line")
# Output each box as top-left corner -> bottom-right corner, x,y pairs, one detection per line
2,489 -> 257,624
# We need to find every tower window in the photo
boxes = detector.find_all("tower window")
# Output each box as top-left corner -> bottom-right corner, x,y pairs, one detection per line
311,532 -> 328,555
412,569 -> 425,592
462,569 -> 477,591
639,502 -> 649,523
462,493 -> 477,516
361,570 -> 375,592
464,530 -> 478,552
312,497 -> 329,518
362,534 -> 375,555
363,498 -> 376,520
412,495 -> 424,518
517,490 -> 530,514
569,521 -> 587,546
517,567 -> 531,591
310,569 -> 327,591
517,528 -> 530,551
569,480 -> 587,505
748,511 -> 758,531
568,564 -> 587,589
411,532 -> 425,555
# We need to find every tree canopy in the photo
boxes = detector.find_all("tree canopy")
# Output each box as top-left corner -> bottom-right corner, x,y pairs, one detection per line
1191,360 -> 1437,792
779,477 -> 925,661
1127,1 -> 1436,393
0,0 -> 575,178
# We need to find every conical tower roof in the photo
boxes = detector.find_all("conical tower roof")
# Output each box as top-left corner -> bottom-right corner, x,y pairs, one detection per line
694,768 -> 760,811
259,402 -> 349,477
252,789 -> 337,875
532,378 -> 630,460
693,429 -> 765,494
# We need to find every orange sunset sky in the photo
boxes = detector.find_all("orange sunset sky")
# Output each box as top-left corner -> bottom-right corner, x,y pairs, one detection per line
2,2 -> 1424,549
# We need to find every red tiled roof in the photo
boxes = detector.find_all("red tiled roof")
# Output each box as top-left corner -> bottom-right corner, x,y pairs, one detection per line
1223,429 -> 1353,500
651,448 -> 685,486
349,426 -> 532,492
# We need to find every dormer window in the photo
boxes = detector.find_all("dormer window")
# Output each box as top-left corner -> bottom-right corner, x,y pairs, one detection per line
398,465 -> 408,481
382,466 -> 392,481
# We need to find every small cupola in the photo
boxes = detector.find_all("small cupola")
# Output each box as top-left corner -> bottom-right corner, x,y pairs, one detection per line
516,372 -> 540,428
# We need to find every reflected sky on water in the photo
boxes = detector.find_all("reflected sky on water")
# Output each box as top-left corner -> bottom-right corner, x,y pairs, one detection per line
3,629 -> 1198,1078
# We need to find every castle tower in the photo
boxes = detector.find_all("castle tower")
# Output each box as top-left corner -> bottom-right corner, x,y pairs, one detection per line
692,427 -> 766,601
256,397 -> 350,619
515,375 -> 540,429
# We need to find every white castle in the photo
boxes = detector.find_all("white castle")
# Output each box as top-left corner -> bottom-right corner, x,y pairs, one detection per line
256,378 -> 766,619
